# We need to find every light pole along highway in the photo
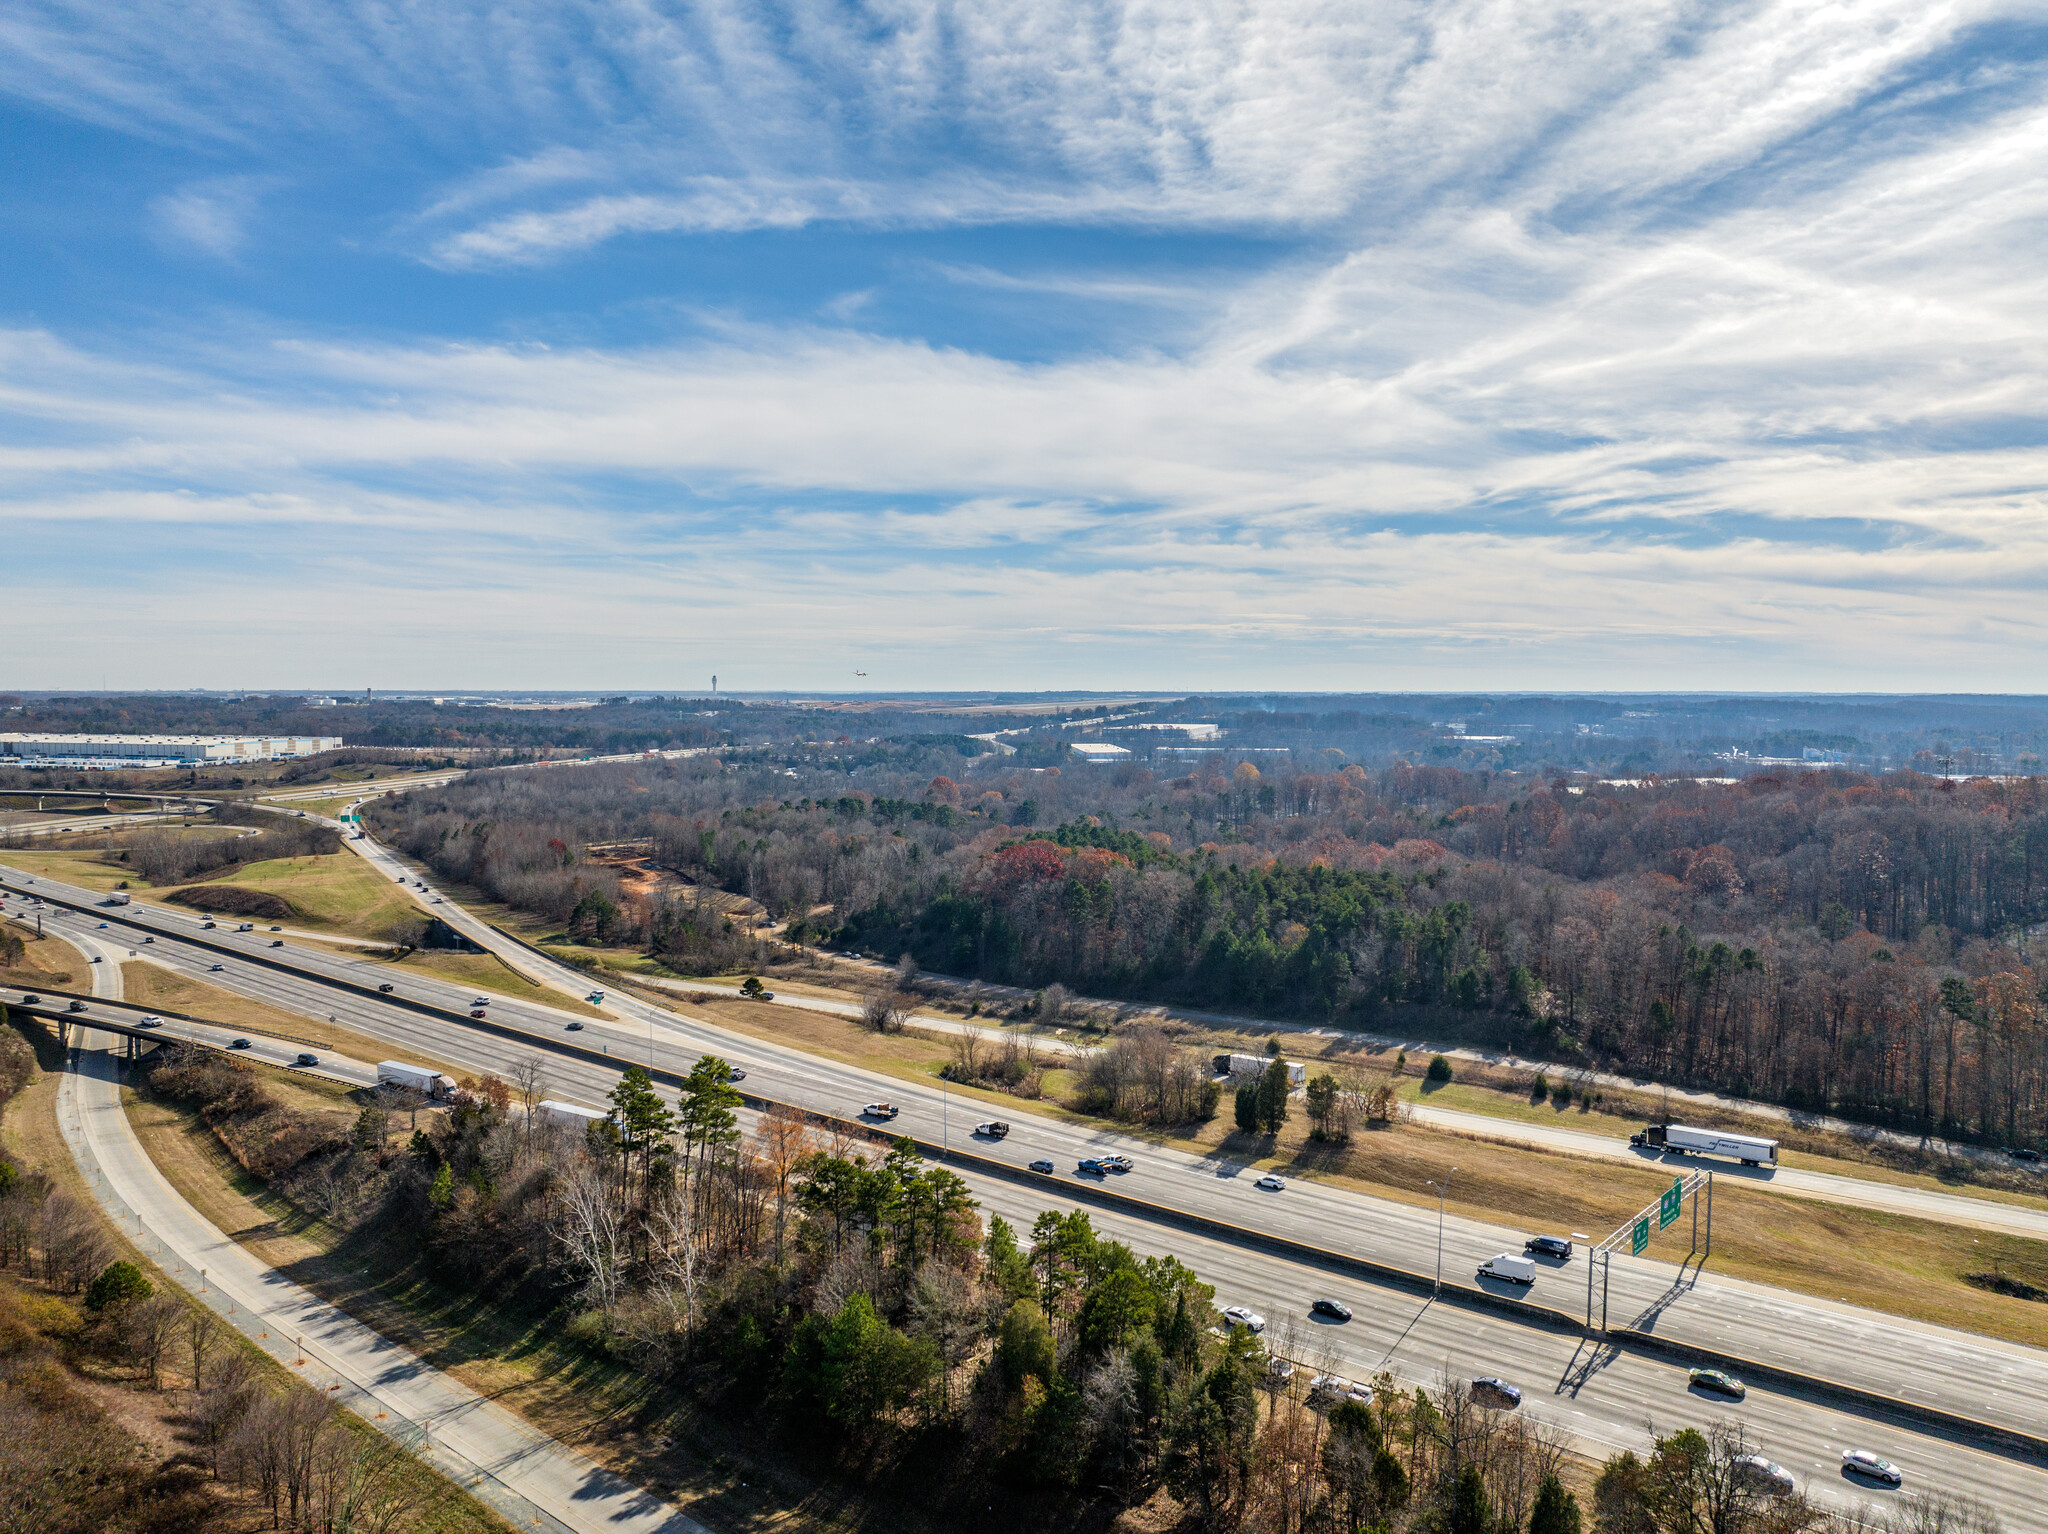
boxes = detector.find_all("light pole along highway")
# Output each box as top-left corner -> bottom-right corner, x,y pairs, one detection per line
1426,1169 -> 1456,1296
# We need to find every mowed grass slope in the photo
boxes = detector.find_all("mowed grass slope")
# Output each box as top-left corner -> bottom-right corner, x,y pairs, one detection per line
175,851 -> 420,942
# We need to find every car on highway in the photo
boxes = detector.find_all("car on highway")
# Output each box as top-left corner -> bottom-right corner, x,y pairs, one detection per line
1471,1377 -> 1522,1408
18,994 -> 39,1005
67,1000 -> 87,1013
294,1053 -> 319,1067
729,1068 -> 747,1082
1077,1158 -> 1106,1176
137,1014 -> 163,1028
974,1121 -> 1010,1139
1841,1450 -> 1902,1486
566,1021 -> 584,1031
1735,1455 -> 1796,1496
2012,1147 -> 2042,1163
270,939 -> 284,947
1221,1306 -> 1266,1333
470,1009 -> 487,1018
470,996 -> 490,1007
1255,1174 -> 1286,1191
143,936 -> 153,944
1688,1368 -> 1745,1399
269,925 -> 281,931
1309,1298 -> 1352,1322
1101,1154 -> 1133,1172
378,983 -> 395,993
209,963 -> 225,972
229,1038 -> 250,1050
1525,1234 -> 1573,1259
202,920 -> 216,929
862,1103 -> 900,1120
1028,1158 -> 1055,1174
90,956 -> 102,964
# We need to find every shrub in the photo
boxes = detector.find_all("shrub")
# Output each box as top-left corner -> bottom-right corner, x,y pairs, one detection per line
1426,1054 -> 1454,1084
1530,1072 -> 1549,1103
84,1260 -> 152,1315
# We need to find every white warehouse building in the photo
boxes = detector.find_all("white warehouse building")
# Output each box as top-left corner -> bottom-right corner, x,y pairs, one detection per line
0,733 -> 342,769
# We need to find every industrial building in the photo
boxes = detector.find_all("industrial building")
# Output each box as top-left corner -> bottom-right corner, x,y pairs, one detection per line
0,733 -> 342,770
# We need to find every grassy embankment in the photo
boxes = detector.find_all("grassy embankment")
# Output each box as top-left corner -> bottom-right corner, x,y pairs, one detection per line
0,1019 -> 511,1534
8,836 -> 602,1014
122,1058 -> 917,1534
628,988 -> 2048,1350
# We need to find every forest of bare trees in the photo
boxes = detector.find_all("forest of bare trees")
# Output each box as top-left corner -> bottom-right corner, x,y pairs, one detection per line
371,758 -> 2048,1147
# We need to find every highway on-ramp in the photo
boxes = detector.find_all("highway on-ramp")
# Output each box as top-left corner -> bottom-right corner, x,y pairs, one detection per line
8,862 -> 2048,1491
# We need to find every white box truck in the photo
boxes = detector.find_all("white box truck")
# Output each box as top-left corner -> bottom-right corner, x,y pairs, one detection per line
1478,1253 -> 1536,1285
108,892 -> 132,906
376,1061 -> 457,1099
1630,1123 -> 1777,1167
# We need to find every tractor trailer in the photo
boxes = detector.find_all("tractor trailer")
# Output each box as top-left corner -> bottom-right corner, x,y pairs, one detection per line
1213,1053 -> 1308,1085
1630,1123 -> 1778,1167
376,1061 -> 458,1099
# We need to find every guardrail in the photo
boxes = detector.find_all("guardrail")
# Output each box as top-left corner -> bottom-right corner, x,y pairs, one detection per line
11,876 -> 2047,1464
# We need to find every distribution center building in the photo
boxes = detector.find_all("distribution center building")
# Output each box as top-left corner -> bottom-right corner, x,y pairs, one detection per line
0,734 -> 342,769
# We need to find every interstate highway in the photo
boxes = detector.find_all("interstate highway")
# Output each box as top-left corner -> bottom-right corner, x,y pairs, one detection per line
7,863 -> 2048,1457
18,993 -> 2048,1530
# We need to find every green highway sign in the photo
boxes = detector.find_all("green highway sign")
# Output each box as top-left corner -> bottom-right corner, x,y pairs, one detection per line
1659,1177 -> 1683,1230
1631,1215 -> 1650,1255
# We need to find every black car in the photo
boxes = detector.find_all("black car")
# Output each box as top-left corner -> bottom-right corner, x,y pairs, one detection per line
378,983 -> 395,993
1472,1377 -> 1522,1408
19,994 -> 39,1005
566,1021 -> 584,1031
1310,1298 -> 1353,1322
2011,1147 -> 2042,1163
295,1053 -> 319,1066
67,1000 -> 87,1013
1525,1234 -> 1573,1259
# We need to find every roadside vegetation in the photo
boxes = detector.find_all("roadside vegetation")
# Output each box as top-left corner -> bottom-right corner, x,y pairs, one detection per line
119,1028 -> 2015,1534
368,760 -> 2048,1159
0,1011 -> 507,1534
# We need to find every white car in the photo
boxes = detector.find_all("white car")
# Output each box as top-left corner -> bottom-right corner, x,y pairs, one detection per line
1222,1306 -> 1266,1333
862,1102 -> 900,1120
470,996 -> 490,1007
136,1014 -> 164,1028
1841,1450 -> 1902,1486
1266,1356 -> 1296,1383
1255,1174 -> 1286,1191
1735,1455 -> 1796,1496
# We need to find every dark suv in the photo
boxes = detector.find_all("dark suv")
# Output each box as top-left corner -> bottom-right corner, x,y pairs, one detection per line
1525,1235 -> 1573,1259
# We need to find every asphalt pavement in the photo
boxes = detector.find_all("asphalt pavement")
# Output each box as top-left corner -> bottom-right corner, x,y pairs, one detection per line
9,861 -> 2048,1479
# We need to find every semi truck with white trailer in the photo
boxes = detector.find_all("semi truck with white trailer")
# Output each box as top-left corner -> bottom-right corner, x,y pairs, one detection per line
376,1061 -> 458,1099
1630,1123 -> 1778,1166
1214,1053 -> 1307,1085
536,1100 -> 611,1132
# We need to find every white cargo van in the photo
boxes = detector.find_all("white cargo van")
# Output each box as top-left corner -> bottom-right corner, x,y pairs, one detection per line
1477,1254 -> 1536,1286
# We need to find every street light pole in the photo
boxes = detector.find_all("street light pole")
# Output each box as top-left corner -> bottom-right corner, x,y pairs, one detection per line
1425,1169 -> 1457,1296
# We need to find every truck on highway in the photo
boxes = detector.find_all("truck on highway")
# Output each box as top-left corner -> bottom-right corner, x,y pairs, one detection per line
537,1100 -> 610,1132
1215,1052 -> 1307,1085
1630,1123 -> 1778,1167
376,1061 -> 458,1099
107,892 -> 131,906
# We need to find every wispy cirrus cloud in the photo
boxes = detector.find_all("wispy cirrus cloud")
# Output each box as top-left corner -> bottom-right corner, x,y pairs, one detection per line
1,0 -> 2046,688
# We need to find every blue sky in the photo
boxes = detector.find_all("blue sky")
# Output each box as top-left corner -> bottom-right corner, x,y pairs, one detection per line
3,0 -> 2046,692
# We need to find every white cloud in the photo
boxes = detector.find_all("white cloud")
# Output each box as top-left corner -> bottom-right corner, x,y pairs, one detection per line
147,176 -> 274,260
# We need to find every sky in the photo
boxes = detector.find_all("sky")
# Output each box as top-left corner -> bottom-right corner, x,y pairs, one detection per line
3,0 -> 2046,693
